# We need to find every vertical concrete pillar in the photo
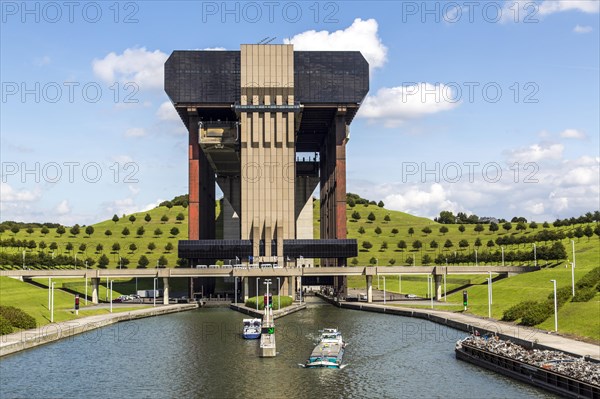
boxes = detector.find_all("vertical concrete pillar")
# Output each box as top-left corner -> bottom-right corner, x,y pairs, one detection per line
434,274 -> 442,301
243,277 -> 249,301
288,276 -> 295,299
366,275 -> 373,303
91,278 -> 99,304
163,278 -> 170,305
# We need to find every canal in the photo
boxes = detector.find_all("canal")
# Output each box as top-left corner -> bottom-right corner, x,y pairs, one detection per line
1,300 -> 554,398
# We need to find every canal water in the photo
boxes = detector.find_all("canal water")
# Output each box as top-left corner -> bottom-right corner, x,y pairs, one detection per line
1,301 -> 553,398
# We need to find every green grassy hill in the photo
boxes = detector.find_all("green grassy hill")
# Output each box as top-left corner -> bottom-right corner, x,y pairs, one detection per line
1,198 -> 598,340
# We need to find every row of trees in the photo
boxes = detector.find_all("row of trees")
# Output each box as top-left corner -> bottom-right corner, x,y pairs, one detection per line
352,242 -> 567,266
1,216 -> 185,239
0,239 -> 176,255
346,193 -> 384,208
351,211 -> 391,223
0,251 -> 184,269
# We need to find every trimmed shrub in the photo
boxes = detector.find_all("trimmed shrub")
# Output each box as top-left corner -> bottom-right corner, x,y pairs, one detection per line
502,301 -> 537,322
520,301 -> 553,326
576,267 -> 600,290
0,306 -> 36,329
548,286 -> 572,306
0,315 -> 14,335
244,295 -> 293,310
572,288 -> 596,302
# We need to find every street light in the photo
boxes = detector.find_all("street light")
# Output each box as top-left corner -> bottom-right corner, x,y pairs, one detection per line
501,246 -> 505,266
50,282 -> 55,322
383,276 -> 386,305
533,243 -> 537,267
550,279 -> 558,332
22,250 -> 25,269
84,261 -> 88,305
153,277 -> 158,307
264,279 -> 271,326
487,274 -> 493,318
475,249 -> 478,266
398,274 -> 402,294
256,278 -> 260,311
428,275 -> 433,309
109,280 -> 114,313
571,240 -> 576,297
74,253 -> 77,269
234,277 -> 238,306
276,277 -> 281,310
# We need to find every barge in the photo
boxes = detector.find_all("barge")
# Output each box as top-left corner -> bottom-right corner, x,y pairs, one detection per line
304,328 -> 345,369
456,336 -> 599,399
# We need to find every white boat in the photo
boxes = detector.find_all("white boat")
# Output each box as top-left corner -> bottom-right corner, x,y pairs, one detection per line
242,318 -> 261,339
304,328 -> 345,368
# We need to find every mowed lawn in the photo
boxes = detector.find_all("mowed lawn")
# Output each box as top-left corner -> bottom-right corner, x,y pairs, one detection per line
0,277 -> 149,327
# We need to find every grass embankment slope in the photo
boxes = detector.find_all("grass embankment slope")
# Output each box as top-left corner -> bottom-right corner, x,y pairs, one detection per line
2,199 -> 599,340
0,277 -> 148,328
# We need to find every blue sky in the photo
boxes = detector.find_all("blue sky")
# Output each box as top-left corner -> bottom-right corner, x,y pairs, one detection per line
1,0 -> 599,225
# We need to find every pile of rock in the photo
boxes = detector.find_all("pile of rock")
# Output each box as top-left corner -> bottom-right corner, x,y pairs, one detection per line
461,336 -> 600,386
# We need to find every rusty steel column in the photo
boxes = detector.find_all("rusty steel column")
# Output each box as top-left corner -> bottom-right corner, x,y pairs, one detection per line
188,112 -> 201,240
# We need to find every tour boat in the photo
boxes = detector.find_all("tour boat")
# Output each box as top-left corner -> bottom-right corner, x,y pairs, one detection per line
242,318 -> 261,339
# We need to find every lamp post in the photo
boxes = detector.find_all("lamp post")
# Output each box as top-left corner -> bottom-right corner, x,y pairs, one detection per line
234,277 -> 238,306
375,258 -> 379,289
571,262 -> 575,297
299,277 -> 302,304
501,246 -> 505,266
84,261 -> 88,305
48,278 -> 52,309
22,250 -> 25,269
475,249 -> 478,266
487,275 -> 492,318
264,279 -> 272,324
276,277 -> 281,310
109,280 -> 114,313
153,277 -> 157,307
533,243 -> 537,267
256,278 -> 260,311
428,275 -> 433,309
50,282 -> 55,322
550,279 -> 558,332
571,240 -> 576,297
74,253 -> 77,269
383,276 -> 386,305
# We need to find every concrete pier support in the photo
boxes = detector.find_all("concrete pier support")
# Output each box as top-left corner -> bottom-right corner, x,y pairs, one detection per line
434,274 -> 443,301
243,277 -> 249,301
163,278 -> 170,305
91,278 -> 99,304
287,276 -> 295,298
366,275 -> 373,303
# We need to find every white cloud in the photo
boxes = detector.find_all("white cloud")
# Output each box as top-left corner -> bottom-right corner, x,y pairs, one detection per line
156,101 -> 180,121
382,183 -> 462,218
125,127 -> 146,137
573,25 -> 594,33
507,142 -> 564,162
102,197 -> 163,216
539,0 -> 600,15
284,18 -> 387,69
92,47 -> 168,90
560,129 -> 587,139
55,199 -> 70,215
526,202 -> 545,215
358,84 -> 460,127
203,47 -> 226,51
0,183 -> 40,202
